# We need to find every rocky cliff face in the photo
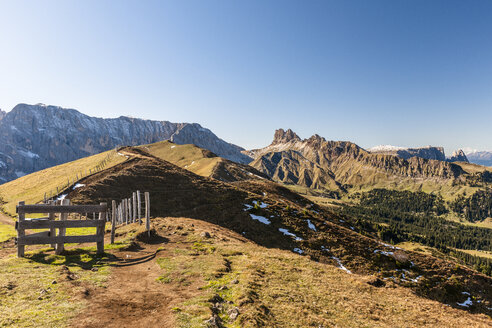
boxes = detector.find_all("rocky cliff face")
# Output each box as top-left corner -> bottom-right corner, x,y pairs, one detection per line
0,109 -> 5,121
369,145 -> 446,161
0,103 -> 250,183
448,150 -> 469,163
248,129 -> 465,191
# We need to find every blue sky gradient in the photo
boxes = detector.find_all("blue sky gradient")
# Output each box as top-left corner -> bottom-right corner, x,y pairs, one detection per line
0,1 -> 491,153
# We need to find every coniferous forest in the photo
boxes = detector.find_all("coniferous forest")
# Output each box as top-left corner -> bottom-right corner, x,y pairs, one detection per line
343,189 -> 492,276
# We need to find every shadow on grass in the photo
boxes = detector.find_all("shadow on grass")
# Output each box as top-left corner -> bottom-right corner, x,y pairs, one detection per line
26,234 -> 169,270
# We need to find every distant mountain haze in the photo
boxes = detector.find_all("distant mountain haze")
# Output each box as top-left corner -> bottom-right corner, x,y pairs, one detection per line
465,151 -> 492,167
0,103 -> 251,183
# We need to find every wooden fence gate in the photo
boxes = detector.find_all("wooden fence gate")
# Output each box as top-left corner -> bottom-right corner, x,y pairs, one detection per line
16,200 -> 107,258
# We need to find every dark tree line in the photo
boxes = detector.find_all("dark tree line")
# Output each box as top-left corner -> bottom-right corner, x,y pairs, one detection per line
450,190 -> 492,222
342,189 -> 492,276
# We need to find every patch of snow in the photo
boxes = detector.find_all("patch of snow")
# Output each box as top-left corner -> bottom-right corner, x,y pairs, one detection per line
57,194 -> 68,200
252,200 -> 268,208
339,219 -> 345,223
279,228 -> 303,241
73,183 -> 85,189
15,171 -> 26,178
456,297 -> 473,308
293,248 -> 304,254
368,145 -> 406,152
18,149 -> 40,159
306,219 -> 317,231
250,214 -> 271,225
374,249 -> 394,257
462,291 -> 470,296
332,256 -> 352,274
350,226 -> 355,230
171,145 -> 176,148
243,204 -> 253,211
117,152 -> 129,158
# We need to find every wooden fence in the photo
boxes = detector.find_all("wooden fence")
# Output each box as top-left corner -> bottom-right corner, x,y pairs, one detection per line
110,191 -> 151,244
16,200 -> 107,257
15,191 -> 151,257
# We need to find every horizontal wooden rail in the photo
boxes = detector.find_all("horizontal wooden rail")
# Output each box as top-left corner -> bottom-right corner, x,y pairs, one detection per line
17,204 -> 107,214
19,219 -> 105,230
18,234 -> 103,246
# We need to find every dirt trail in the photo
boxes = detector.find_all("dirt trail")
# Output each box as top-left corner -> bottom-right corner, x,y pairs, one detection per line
71,234 -> 202,328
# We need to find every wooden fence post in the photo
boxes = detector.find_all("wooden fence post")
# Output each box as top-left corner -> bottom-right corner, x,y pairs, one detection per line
97,202 -> 106,254
145,192 -> 150,236
128,198 -> 132,223
126,198 -> 130,224
132,192 -> 137,223
17,201 -> 25,257
111,200 -> 116,244
49,200 -> 56,249
55,199 -> 70,255
137,190 -> 142,224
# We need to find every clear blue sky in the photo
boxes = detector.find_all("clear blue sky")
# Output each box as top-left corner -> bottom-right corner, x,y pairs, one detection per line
1,1 -> 491,154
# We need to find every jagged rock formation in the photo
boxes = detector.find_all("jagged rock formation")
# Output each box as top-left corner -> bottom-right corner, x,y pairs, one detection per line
247,129 -> 465,191
466,151 -> 492,167
368,145 -> 446,161
448,149 -> 469,163
0,103 -> 250,183
0,109 -> 5,121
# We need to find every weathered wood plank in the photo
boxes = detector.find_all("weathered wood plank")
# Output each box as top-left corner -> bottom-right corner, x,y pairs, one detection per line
111,200 -> 116,244
56,199 -> 70,255
18,234 -> 103,246
137,190 -> 142,224
17,204 -> 107,214
24,231 -> 51,239
48,201 -> 56,248
97,203 -> 106,254
17,201 -> 25,258
132,192 -> 137,223
145,192 -> 150,235
19,219 -> 105,229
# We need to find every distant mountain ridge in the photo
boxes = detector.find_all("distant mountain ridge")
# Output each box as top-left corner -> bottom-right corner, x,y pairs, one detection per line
465,150 -> 492,167
247,129 -> 465,192
0,103 -> 251,183
368,145 -> 446,161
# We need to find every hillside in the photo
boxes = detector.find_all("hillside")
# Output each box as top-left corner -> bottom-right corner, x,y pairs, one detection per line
0,143 -> 491,326
0,103 -> 251,183
138,141 -> 267,182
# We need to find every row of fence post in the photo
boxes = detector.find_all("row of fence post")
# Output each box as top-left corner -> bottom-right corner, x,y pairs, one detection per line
42,149 -> 118,204
110,191 -> 150,244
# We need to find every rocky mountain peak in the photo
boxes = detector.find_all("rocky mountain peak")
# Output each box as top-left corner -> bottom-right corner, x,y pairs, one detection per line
448,149 -> 469,163
272,128 -> 301,145
0,103 -> 251,183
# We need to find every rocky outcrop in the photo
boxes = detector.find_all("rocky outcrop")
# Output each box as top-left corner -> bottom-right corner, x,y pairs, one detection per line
0,103 -> 250,183
248,129 -> 466,192
0,109 -> 5,121
448,150 -> 469,163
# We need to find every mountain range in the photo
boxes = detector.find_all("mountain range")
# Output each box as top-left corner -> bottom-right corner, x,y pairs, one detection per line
0,104 -> 250,183
466,150 -> 492,167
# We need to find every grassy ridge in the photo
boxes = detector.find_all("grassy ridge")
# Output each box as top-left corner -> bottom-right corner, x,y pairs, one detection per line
139,141 -> 221,178
0,150 -> 126,217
